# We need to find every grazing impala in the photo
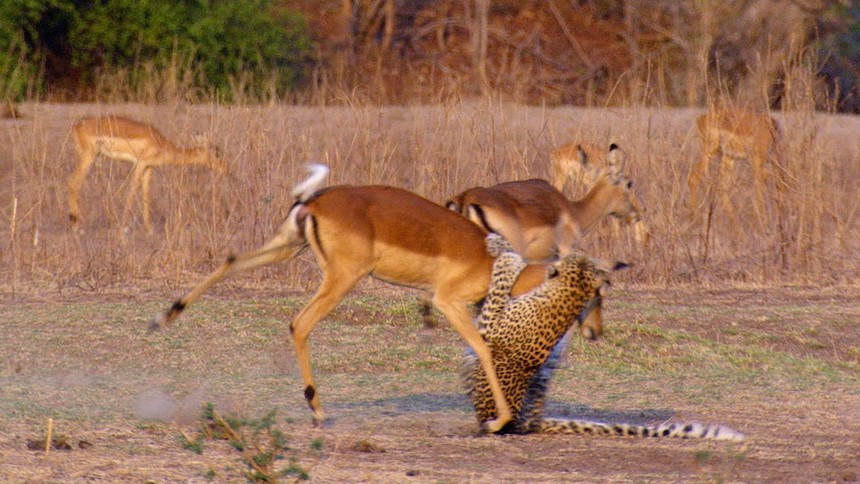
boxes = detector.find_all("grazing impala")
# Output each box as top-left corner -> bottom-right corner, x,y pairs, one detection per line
148,164 -> 583,433
689,108 -> 781,218
67,116 -> 227,233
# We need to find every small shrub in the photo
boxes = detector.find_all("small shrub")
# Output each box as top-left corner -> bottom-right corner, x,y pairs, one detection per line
179,403 -> 310,482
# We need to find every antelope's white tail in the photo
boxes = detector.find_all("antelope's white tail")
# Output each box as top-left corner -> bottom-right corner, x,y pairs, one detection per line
292,163 -> 330,201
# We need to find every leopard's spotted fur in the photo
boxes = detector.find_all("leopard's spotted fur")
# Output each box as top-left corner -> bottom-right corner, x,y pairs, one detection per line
463,234 -> 745,441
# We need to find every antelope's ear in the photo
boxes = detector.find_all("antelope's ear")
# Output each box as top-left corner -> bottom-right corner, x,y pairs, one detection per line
606,143 -> 627,179
598,280 -> 612,297
591,257 -> 630,273
576,144 -> 589,167
191,132 -> 212,148
445,200 -> 460,212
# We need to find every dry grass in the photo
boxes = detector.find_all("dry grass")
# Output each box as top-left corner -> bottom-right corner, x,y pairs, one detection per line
0,99 -> 857,297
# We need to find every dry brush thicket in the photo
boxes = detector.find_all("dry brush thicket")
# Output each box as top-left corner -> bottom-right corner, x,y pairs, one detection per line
290,0 -> 851,109
0,99 -> 858,295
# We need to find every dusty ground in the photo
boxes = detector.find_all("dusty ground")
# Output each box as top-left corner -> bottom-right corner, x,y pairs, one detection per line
0,285 -> 858,483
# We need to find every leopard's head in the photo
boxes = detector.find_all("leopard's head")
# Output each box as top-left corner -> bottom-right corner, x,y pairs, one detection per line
545,254 -> 629,340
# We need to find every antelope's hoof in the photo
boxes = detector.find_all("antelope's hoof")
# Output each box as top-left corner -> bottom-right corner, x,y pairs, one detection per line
312,415 -> 327,428
483,416 -> 512,434
147,317 -> 164,333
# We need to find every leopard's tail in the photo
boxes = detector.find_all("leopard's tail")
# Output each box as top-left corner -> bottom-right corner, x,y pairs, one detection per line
532,418 -> 745,441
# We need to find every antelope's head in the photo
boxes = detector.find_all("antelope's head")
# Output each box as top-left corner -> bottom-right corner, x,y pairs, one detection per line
191,133 -> 228,175
602,145 -> 650,247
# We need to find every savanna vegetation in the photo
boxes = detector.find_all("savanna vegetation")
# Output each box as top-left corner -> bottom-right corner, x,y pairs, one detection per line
1,1 -> 859,108
0,2 -> 858,482
0,3 -> 857,295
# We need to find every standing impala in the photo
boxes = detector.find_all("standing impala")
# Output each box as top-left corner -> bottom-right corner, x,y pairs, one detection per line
549,142 -> 622,194
67,115 -> 227,233
688,107 -> 781,219
149,164 -> 574,433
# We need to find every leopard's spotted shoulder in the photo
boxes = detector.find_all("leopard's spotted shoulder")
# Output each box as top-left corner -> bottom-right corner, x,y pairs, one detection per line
478,234 -> 527,337
484,232 -> 516,258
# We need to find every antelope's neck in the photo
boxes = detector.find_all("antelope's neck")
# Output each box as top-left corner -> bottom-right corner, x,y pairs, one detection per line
567,177 -> 613,234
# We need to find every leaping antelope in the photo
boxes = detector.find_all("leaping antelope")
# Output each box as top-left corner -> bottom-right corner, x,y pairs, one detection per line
67,115 -> 227,234
149,164 -> 570,433
688,108 -> 781,219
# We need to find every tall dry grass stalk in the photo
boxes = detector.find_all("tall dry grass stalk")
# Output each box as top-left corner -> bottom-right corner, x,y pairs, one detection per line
0,61 -> 857,297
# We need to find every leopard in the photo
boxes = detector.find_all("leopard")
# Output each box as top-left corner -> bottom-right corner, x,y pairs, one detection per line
463,234 -> 745,441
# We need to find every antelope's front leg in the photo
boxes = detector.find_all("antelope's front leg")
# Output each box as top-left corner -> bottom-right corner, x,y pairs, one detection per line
687,150 -> 711,214
122,163 -> 147,233
140,166 -> 155,234
290,270 -> 364,425
67,154 -> 95,226
433,298 -> 512,432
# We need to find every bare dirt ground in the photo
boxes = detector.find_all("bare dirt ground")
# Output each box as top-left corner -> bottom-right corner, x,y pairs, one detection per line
1,285 -> 858,483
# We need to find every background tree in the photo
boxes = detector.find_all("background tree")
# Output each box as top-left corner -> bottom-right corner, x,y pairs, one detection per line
0,0 -> 313,101
0,0 -> 857,108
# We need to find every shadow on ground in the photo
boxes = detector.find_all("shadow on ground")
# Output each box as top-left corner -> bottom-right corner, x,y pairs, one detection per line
331,392 -> 675,425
